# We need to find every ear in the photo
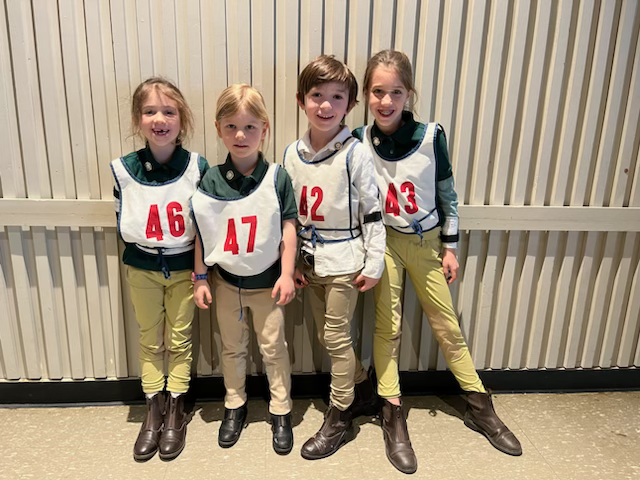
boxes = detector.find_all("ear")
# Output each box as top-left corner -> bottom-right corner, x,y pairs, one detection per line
261,123 -> 268,140
296,93 -> 305,110
345,100 -> 356,115
215,120 -> 221,137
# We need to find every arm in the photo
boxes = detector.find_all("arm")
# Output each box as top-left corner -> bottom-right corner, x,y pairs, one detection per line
352,145 -> 386,292
435,126 -> 459,284
193,236 -> 212,308
272,219 -> 297,305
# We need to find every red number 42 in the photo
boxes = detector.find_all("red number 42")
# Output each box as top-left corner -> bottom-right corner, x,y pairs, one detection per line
299,186 -> 324,221
224,216 -> 258,255
385,182 -> 418,216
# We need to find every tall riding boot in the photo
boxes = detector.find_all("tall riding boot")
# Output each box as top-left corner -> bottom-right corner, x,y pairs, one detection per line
159,393 -> 188,460
133,392 -> 165,461
351,377 -> 380,418
464,392 -> 522,456
381,399 -> 417,474
301,404 -> 354,460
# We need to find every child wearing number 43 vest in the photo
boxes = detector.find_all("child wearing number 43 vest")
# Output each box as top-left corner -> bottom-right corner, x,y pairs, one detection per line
191,85 -> 297,455
354,50 -> 522,475
111,77 -> 210,461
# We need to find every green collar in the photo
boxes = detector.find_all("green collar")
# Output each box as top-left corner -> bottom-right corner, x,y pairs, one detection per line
220,153 -> 268,193
371,111 -> 417,146
139,145 -> 188,173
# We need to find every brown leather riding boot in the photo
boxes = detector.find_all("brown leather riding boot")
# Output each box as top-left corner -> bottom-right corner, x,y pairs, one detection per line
351,377 -> 379,418
300,404 -> 354,460
381,399 -> 417,474
133,392 -> 165,461
159,393 -> 188,460
464,392 -> 522,456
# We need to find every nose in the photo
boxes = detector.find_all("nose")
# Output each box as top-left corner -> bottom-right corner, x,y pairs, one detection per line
381,94 -> 392,106
320,99 -> 332,110
235,129 -> 246,140
152,112 -> 166,124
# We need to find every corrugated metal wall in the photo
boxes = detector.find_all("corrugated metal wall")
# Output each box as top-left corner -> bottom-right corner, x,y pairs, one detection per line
0,0 -> 639,383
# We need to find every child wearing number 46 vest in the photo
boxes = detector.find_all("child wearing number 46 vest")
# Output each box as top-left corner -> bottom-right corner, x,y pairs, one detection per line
191,85 -> 296,455
354,50 -> 522,475
111,77 -> 210,461
284,55 -> 386,460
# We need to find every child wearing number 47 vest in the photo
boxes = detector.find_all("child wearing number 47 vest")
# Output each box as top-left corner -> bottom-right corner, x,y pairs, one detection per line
111,77 -> 210,461
191,85 -> 296,455
284,55 -> 386,460
354,50 -> 522,475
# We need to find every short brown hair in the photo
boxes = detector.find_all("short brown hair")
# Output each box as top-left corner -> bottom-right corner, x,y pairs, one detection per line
363,50 -> 416,96
131,77 -> 194,144
297,55 -> 359,107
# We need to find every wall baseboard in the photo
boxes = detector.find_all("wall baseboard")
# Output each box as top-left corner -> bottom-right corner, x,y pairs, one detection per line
1,368 -> 637,406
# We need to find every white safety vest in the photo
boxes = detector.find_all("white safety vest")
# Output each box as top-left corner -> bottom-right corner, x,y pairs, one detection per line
283,137 -> 361,245
362,123 -> 440,235
191,163 -> 282,276
110,152 -> 200,254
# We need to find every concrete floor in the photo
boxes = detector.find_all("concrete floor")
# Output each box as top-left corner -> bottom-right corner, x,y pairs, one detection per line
1,392 -> 639,480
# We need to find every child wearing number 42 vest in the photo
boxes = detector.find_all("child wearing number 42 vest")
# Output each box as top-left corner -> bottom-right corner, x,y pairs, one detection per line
111,77 -> 210,461
284,55 -> 386,460
191,85 -> 297,455
354,50 -> 522,475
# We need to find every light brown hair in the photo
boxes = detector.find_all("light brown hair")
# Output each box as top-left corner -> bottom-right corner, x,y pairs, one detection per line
131,77 -> 194,144
297,55 -> 359,107
216,84 -> 271,153
363,49 -> 416,97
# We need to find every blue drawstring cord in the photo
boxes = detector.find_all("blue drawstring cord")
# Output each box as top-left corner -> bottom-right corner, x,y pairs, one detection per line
298,225 -> 326,247
156,248 -> 171,279
410,218 -> 424,245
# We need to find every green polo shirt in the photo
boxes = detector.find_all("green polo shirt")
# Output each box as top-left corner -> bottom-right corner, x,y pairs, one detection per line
113,145 -> 210,272
198,153 -> 298,289
353,111 -> 457,236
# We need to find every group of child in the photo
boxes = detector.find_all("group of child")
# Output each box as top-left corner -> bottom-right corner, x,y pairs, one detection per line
112,50 -> 522,475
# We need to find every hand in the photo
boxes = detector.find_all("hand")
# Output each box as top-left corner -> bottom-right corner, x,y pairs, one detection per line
442,248 -> 459,284
353,274 -> 379,292
194,280 -> 212,309
294,268 -> 308,289
272,274 -> 296,306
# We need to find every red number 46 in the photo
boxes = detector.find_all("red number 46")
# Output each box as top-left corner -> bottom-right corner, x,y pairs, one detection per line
385,182 -> 418,216
224,216 -> 258,255
146,202 -> 185,240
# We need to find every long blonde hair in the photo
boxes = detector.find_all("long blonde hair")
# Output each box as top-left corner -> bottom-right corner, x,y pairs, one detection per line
131,77 -> 194,144
216,84 -> 271,153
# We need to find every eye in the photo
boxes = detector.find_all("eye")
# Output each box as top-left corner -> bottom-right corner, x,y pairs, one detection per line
143,109 -> 155,115
311,92 -> 321,97
372,88 -> 383,95
392,90 -> 403,95
226,124 -> 236,129
334,94 -> 344,100
164,110 -> 176,116
246,125 -> 255,130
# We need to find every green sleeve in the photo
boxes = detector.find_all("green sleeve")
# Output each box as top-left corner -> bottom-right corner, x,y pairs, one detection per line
198,166 -> 218,194
277,167 -> 298,221
435,126 -> 453,181
198,155 -> 210,180
352,126 -> 365,141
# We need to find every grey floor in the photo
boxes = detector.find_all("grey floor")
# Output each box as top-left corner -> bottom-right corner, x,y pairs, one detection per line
1,392 -> 639,480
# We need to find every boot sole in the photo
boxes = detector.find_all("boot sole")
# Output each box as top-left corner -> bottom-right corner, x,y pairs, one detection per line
159,441 -> 185,461
464,418 -> 522,456
300,426 -> 355,460
133,449 -> 157,462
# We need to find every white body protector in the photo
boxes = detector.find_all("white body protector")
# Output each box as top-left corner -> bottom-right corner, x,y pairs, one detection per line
191,163 -> 282,276
110,152 -> 200,254
362,123 -> 440,236
283,137 -> 361,246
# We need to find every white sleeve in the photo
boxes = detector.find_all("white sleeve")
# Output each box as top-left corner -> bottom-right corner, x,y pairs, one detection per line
352,144 -> 386,279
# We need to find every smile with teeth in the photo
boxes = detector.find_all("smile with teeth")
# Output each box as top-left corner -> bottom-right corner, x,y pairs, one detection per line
317,113 -> 334,119
378,110 -> 395,117
152,128 -> 170,136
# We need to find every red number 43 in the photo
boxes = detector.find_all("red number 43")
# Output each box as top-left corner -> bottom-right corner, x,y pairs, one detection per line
385,182 -> 418,216
224,216 -> 258,255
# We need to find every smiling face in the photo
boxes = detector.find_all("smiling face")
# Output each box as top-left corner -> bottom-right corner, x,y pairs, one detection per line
298,81 -> 353,140
139,88 -> 182,154
366,65 -> 410,135
216,107 -> 267,164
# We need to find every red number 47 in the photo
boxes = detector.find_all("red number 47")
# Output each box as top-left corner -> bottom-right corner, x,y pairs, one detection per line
224,215 -> 258,255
